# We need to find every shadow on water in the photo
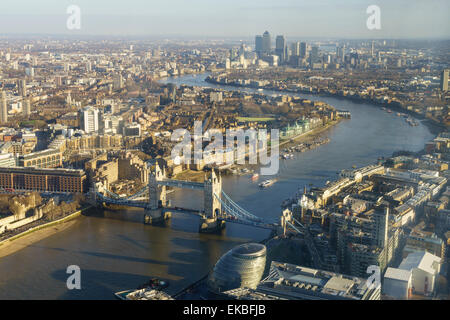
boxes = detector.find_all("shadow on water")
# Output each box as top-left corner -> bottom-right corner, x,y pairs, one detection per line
52,269 -> 153,300
0,74 -> 435,299
77,250 -> 171,265
47,236 -> 252,299
116,234 -> 154,251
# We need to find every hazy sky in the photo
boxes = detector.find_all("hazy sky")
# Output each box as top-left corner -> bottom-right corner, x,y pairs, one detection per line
0,0 -> 449,39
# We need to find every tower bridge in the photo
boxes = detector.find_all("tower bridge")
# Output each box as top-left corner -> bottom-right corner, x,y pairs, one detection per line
90,162 -> 304,234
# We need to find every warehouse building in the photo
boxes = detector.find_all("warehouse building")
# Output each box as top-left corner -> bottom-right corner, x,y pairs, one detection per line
0,167 -> 86,193
19,148 -> 63,168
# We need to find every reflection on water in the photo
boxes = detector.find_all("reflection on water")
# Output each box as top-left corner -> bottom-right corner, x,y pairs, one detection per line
0,74 -> 433,299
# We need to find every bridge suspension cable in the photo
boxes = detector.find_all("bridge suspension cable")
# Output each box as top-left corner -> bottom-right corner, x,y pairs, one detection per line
126,185 -> 149,200
96,183 -> 279,229
103,188 -> 120,199
101,185 -> 149,201
217,192 -> 261,222
285,220 -> 304,234
216,191 -> 278,225
96,192 -> 150,209
220,191 -> 267,222
292,217 -> 305,230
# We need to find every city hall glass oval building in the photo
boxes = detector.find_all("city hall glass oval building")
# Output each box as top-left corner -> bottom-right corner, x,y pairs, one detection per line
207,243 -> 267,293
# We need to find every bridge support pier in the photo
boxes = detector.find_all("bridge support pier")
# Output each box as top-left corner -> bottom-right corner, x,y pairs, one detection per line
199,216 -> 225,233
144,208 -> 171,225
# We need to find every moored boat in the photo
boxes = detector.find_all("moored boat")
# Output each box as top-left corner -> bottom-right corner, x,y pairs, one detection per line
115,288 -> 173,300
114,278 -> 172,300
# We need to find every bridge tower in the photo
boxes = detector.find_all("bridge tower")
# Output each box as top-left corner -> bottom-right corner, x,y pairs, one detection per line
199,169 -> 225,233
145,161 -> 171,224
87,186 -> 98,207
88,182 -> 105,207
279,208 -> 293,236
149,161 -> 167,209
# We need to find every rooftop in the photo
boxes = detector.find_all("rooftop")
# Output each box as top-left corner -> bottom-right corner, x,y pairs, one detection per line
0,166 -> 85,177
399,251 -> 441,275
231,243 -> 266,258
384,267 -> 412,282
247,261 -> 380,300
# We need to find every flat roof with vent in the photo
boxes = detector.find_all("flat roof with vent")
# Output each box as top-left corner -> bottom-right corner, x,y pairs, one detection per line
256,261 -> 380,300
384,267 -> 412,282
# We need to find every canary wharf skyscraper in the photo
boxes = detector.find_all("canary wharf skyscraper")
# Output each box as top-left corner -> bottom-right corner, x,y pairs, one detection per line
262,31 -> 271,55
275,35 -> 286,62
255,35 -> 263,55
309,46 -> 319,65
255,31 -> 271,57
300,42 -> 307,59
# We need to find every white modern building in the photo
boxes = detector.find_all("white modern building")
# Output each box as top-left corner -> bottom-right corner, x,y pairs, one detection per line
79,106 -> 100,134
103,115 -> 123,134
398,251 -> 441,295
0,153 -> 16,167
383,267 -> 412,299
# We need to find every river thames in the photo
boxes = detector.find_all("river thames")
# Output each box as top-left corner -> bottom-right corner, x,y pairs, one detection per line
0,74 -> 434,299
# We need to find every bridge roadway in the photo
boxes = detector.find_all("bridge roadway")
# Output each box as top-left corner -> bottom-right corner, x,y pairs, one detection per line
97,182 -> 319,261
103,180 -> 203,201
166,206 -> 276,229
96,190 -> 278,230
157,179 -> 204,190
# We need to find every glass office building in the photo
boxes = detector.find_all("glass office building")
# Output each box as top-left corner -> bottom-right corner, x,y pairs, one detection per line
208,243 -> 267,293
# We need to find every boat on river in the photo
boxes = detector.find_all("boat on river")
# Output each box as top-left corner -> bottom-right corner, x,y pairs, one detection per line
114,278 -> 172,300
114,288 -> 173,300
259,179 -> 276,188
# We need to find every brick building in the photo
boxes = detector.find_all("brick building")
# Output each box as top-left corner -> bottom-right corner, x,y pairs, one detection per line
0,167 -> 86,193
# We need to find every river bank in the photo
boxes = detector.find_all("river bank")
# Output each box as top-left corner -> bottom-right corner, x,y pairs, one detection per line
171,119 -> 343,182
278,119 -> 341,149
0,73 -> 434,300
0,206 -> 90,259
204,77 -> 447,135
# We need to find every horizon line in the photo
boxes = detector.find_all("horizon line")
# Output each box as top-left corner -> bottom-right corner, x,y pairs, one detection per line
0,33 -> 450,42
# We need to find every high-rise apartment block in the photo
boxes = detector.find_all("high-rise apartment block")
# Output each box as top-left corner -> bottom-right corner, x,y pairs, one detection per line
0,91 -> 8,124
441,69 -> 449,92
23,97 -> 31,117
79,106 -> 100,133
18,79 -> 27,96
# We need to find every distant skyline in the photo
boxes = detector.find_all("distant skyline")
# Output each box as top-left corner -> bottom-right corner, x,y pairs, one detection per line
0,0 -> 449,39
